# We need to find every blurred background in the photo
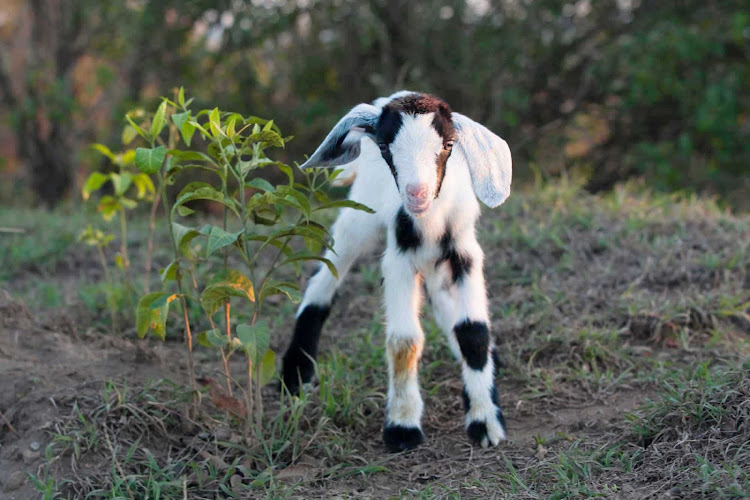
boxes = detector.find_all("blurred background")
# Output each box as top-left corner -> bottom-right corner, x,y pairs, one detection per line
0,0 -> 748,210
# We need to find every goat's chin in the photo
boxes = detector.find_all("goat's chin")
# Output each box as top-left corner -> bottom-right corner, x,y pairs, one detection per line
405,203 -> 431,218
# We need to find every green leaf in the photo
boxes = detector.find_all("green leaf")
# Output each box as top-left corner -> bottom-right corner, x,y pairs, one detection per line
132,173 -> 155,200
206,226 -> 243,257
256,224 -> 333,255
82,172 -> 109,200
160,260 -> 179,283
246,178 -> 276,193
178,87 -> 186,108
90,143 -> 115,161
122,125 -> 139,145
97,195 -> 122,221
209,108 -> 223,138
173,186 -> 239,217
78,225 -> 114,247
120,197 -> 137,209
260,281 -> 301,303
168,149 -> 216,166
177,181 -> 214,200
136,292 -> 179,340
110,172 -> 133,197
243,129 -> 284,148
259,349 -> 276,386
177,205 -> 195,217
226,114 -> 237,139
200,271 -> 255,316
125,114 -> 151,142
281,253 -> 338,279
314,199 -> 375,213
172,222 -> 204,256
236,320 -> 270,365
135,146 -> 166,174
244,115 -> 281,134
246,234 -> 294,257
172,111 -> 197,147
197,328 -> 229,349
151,100 -> 167,138
277,186 -> 311,217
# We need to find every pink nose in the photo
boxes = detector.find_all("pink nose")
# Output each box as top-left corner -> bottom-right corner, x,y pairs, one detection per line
406,183 -> 429,201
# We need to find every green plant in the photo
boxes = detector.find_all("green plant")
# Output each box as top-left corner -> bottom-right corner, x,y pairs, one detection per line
78,225 -> 119,333
124,88 -> 370,433
83,141 -> 156,289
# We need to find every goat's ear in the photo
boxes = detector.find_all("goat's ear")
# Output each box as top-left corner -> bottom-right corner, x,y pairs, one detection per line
300,103 -> 380,169
452,112 -> 512,208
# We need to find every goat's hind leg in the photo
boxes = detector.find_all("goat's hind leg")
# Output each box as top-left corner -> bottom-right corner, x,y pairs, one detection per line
280,207 -> 380,395
428,236 -> 507,447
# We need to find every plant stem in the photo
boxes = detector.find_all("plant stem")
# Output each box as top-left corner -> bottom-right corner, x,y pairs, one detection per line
245,357 -> 253,439
143,191 -> 161,293
220,174 -> 233,395
118,206 -> 131,281
223,303 -> 233,395
96,244 -> 118,335
186,268 -> 232,396
255,357 -> 263,427
158,173 -> 198,401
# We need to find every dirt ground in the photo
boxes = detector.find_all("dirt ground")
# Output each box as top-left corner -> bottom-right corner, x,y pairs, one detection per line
1,183 -> 748,499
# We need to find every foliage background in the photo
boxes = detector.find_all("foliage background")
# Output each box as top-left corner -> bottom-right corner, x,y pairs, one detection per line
0,0 -> 747,209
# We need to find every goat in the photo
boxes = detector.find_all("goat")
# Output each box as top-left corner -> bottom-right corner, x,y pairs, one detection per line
280,91 -> 512,452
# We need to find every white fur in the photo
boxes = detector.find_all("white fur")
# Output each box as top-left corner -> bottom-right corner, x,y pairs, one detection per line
297,92 -> 511,447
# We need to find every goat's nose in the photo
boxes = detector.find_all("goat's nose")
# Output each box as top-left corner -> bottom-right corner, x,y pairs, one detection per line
406,183 -> 429,201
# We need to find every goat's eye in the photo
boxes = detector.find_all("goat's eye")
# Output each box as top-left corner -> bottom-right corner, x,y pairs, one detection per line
378,143 -> 389,153
444,140 -> 454,151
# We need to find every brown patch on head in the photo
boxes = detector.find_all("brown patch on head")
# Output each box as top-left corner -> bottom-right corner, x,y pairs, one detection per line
389,93 -> 451,116
387,337 -> 423,382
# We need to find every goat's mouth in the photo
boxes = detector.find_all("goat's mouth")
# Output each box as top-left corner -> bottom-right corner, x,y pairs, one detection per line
405,200 -> 431,217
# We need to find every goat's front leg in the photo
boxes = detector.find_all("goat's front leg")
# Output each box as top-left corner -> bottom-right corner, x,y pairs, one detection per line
381,248 -> 425,452
450,235 -> 507,447
281,207 -> 381,395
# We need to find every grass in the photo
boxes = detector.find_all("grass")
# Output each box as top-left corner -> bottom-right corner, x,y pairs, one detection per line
2,178 -> 748,498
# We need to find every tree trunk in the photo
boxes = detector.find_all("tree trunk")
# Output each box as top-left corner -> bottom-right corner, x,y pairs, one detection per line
25,124 -> 73,207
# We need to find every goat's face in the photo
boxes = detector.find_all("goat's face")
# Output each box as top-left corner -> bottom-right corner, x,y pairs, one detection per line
301,91 -> 512,212
375,96 -> 455,217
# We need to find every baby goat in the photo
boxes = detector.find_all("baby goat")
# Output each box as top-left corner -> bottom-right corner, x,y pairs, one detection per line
280,91 -> 512,452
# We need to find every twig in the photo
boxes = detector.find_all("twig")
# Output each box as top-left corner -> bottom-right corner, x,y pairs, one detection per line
0,227 -> 26,234
0,409 -> 18,435
143,191 -> 161,293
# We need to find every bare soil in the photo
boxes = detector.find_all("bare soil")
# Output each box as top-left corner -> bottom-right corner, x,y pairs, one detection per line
1,186 -> 748,499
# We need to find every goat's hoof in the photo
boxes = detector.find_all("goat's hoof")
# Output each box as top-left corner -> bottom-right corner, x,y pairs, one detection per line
467,409 -> 507,448
383,424 -> 424,452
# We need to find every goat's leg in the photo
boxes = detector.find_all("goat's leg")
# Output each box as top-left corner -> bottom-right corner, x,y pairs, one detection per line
424,269 -> 461,360
280,208 -> 381,394
381,248 -> 425,452
446,235 -> 507,447
424,267 -> 503,392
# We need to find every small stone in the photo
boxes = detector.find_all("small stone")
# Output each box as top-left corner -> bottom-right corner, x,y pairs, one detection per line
22,450 -> 39,465
214,428 -> 232,441
4,471 -> 26,492
198,432 -> 209,439
29,441 -> 40,452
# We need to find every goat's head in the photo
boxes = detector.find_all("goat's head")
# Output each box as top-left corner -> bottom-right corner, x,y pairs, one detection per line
301,91 -> 512,216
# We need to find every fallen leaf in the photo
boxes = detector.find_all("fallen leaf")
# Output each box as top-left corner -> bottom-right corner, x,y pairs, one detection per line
275,463 -> 319,483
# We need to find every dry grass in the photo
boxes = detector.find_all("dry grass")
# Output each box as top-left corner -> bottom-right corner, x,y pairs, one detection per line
1,179 -> 748,498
